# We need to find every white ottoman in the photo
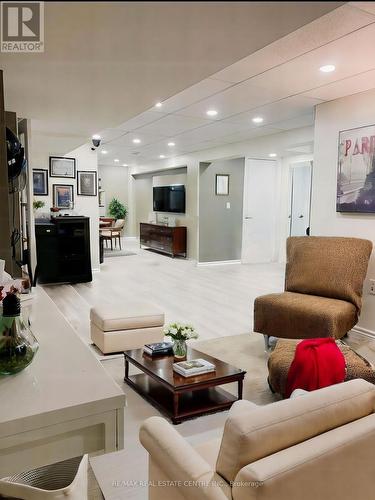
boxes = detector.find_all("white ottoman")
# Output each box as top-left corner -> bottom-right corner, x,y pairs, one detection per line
90,303 -> 165,354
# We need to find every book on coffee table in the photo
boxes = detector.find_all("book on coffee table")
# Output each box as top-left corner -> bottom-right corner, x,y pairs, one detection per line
173,359 -> 215,377
143,342 -> 173,356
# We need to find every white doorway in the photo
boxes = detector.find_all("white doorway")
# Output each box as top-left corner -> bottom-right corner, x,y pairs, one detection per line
241,158 -> 278,263
289,161 -> 312,237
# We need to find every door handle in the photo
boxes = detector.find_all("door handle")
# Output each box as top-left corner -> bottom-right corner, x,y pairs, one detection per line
298,215 -> 304,219
244,216 -> 253,220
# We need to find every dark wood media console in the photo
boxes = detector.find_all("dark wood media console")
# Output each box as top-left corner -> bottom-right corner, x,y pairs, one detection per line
140,223 -> 187,258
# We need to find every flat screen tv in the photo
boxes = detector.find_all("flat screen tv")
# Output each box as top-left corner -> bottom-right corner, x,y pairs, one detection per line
153,185 -> 185,213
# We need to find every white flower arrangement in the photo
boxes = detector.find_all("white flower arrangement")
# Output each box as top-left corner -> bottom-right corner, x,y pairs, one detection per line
163,322 -> 198,341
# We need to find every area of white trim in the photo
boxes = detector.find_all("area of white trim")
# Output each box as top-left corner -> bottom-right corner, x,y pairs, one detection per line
92,267 -> 100,273
124,236 -> 137,241
197,260 -> 241,267
350,325 -> 375,339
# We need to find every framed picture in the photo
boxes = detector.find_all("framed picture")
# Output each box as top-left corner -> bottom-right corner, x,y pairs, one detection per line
99,190 -> 105,208
77,171 -> 97,196
215,174 -> 230,196
33,169 -> 48,196
337,124 -> 375,213
53,184 -> 74,209
49,156 -> 76,178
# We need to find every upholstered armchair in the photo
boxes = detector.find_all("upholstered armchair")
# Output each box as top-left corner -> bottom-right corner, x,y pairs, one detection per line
254,236 -> 372,346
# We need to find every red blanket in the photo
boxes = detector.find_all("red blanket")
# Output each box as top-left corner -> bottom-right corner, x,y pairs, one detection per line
285,338 -> 346,398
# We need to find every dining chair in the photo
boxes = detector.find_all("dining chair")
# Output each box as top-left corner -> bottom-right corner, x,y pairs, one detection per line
100,219 -> 125,250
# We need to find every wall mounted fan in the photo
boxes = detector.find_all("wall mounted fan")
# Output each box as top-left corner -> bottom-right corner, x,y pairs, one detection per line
6,127 -> 27,193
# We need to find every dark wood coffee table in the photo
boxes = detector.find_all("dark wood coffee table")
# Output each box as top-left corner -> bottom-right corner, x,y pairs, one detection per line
124,348 -> 246,424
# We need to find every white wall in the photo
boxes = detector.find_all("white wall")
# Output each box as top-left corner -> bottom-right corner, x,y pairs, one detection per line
311,88 -> 375,335
98,165 -> 131,236
130,126 -> 314,261
33,144 -> 100,271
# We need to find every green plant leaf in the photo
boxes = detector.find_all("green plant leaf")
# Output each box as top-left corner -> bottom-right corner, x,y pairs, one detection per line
108,198 -> 128,219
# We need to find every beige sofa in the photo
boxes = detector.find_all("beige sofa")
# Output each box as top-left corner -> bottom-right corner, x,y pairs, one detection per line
140,379 -> 375,500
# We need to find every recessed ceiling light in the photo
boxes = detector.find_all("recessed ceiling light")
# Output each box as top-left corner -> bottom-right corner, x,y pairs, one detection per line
122,163 -> 128,167
155,102 -> 162,108
92,134 -> 101,140
101,150 -> 108,155
114,159 -> 119,163
133,138 -> 141,144
269,153 -> 277,157
320,64 -> 335,73
252,116 -> 263,124
159,155 -> 165,159
206,109 -> 218,117
167,142 -> 175,147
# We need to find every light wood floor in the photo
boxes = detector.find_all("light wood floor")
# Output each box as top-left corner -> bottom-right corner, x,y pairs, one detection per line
44,238 -> 285,345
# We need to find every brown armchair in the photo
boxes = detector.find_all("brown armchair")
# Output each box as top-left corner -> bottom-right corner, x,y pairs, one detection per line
254,236 -> 372,347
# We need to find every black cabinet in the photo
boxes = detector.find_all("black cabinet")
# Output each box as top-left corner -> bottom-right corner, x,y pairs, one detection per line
35,217 -> 92,284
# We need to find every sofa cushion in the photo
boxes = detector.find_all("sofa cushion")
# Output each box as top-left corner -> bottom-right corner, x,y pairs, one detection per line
285,236 -> 372,311
254,291 -> 357,339
215,379 -> 375,483
90,303 -> 164,331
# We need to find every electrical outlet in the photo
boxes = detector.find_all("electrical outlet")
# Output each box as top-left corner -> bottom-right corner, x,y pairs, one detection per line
370,279 -> 375,295
226,202 -> 231,209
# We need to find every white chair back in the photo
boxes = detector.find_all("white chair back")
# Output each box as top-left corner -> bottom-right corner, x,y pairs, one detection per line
0,455 -> 88,500
114,219 -> 125,229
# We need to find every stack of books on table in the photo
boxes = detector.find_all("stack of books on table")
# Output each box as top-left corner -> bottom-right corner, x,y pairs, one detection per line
143,342 -> 173,357
173,359 -> 216,377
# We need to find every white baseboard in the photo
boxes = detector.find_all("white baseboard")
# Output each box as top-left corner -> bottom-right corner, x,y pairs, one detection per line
196,260 -> 241,267
124,236 -> 137,241
350,325 -> 375,339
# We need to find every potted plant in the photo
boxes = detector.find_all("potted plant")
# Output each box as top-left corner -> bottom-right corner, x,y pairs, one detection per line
33,200 -> 45,212
108,198 -> 128,220
164,322 -> 198,359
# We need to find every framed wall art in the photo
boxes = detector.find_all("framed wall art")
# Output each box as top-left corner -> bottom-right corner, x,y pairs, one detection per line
33,169 -> 48,196
77,171 -> 97,196
53,184 -> 74,209
337,124 -> 375,213
215,174 -> 230,196
49,156 -> 76,178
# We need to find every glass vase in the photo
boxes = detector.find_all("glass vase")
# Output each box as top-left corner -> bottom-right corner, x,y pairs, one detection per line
0,315 -> 39,375
173,339 -> 187,360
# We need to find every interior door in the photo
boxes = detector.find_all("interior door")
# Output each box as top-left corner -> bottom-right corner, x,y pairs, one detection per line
241,159 -> 278,263
289,162 -> 312,237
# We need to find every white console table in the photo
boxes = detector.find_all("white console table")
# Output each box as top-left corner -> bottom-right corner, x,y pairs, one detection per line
0,286 -> 126,477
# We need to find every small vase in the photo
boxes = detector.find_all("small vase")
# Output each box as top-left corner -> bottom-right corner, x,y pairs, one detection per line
173,339 -> 187,360
0,294 -> 39,375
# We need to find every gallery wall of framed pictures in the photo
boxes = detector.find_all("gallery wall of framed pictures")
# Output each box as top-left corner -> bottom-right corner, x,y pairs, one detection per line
33,156 -> 98,210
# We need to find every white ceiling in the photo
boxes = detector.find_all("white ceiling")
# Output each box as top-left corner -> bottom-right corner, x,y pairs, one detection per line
97,2 -> 375,167
0,1 -> 344,163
